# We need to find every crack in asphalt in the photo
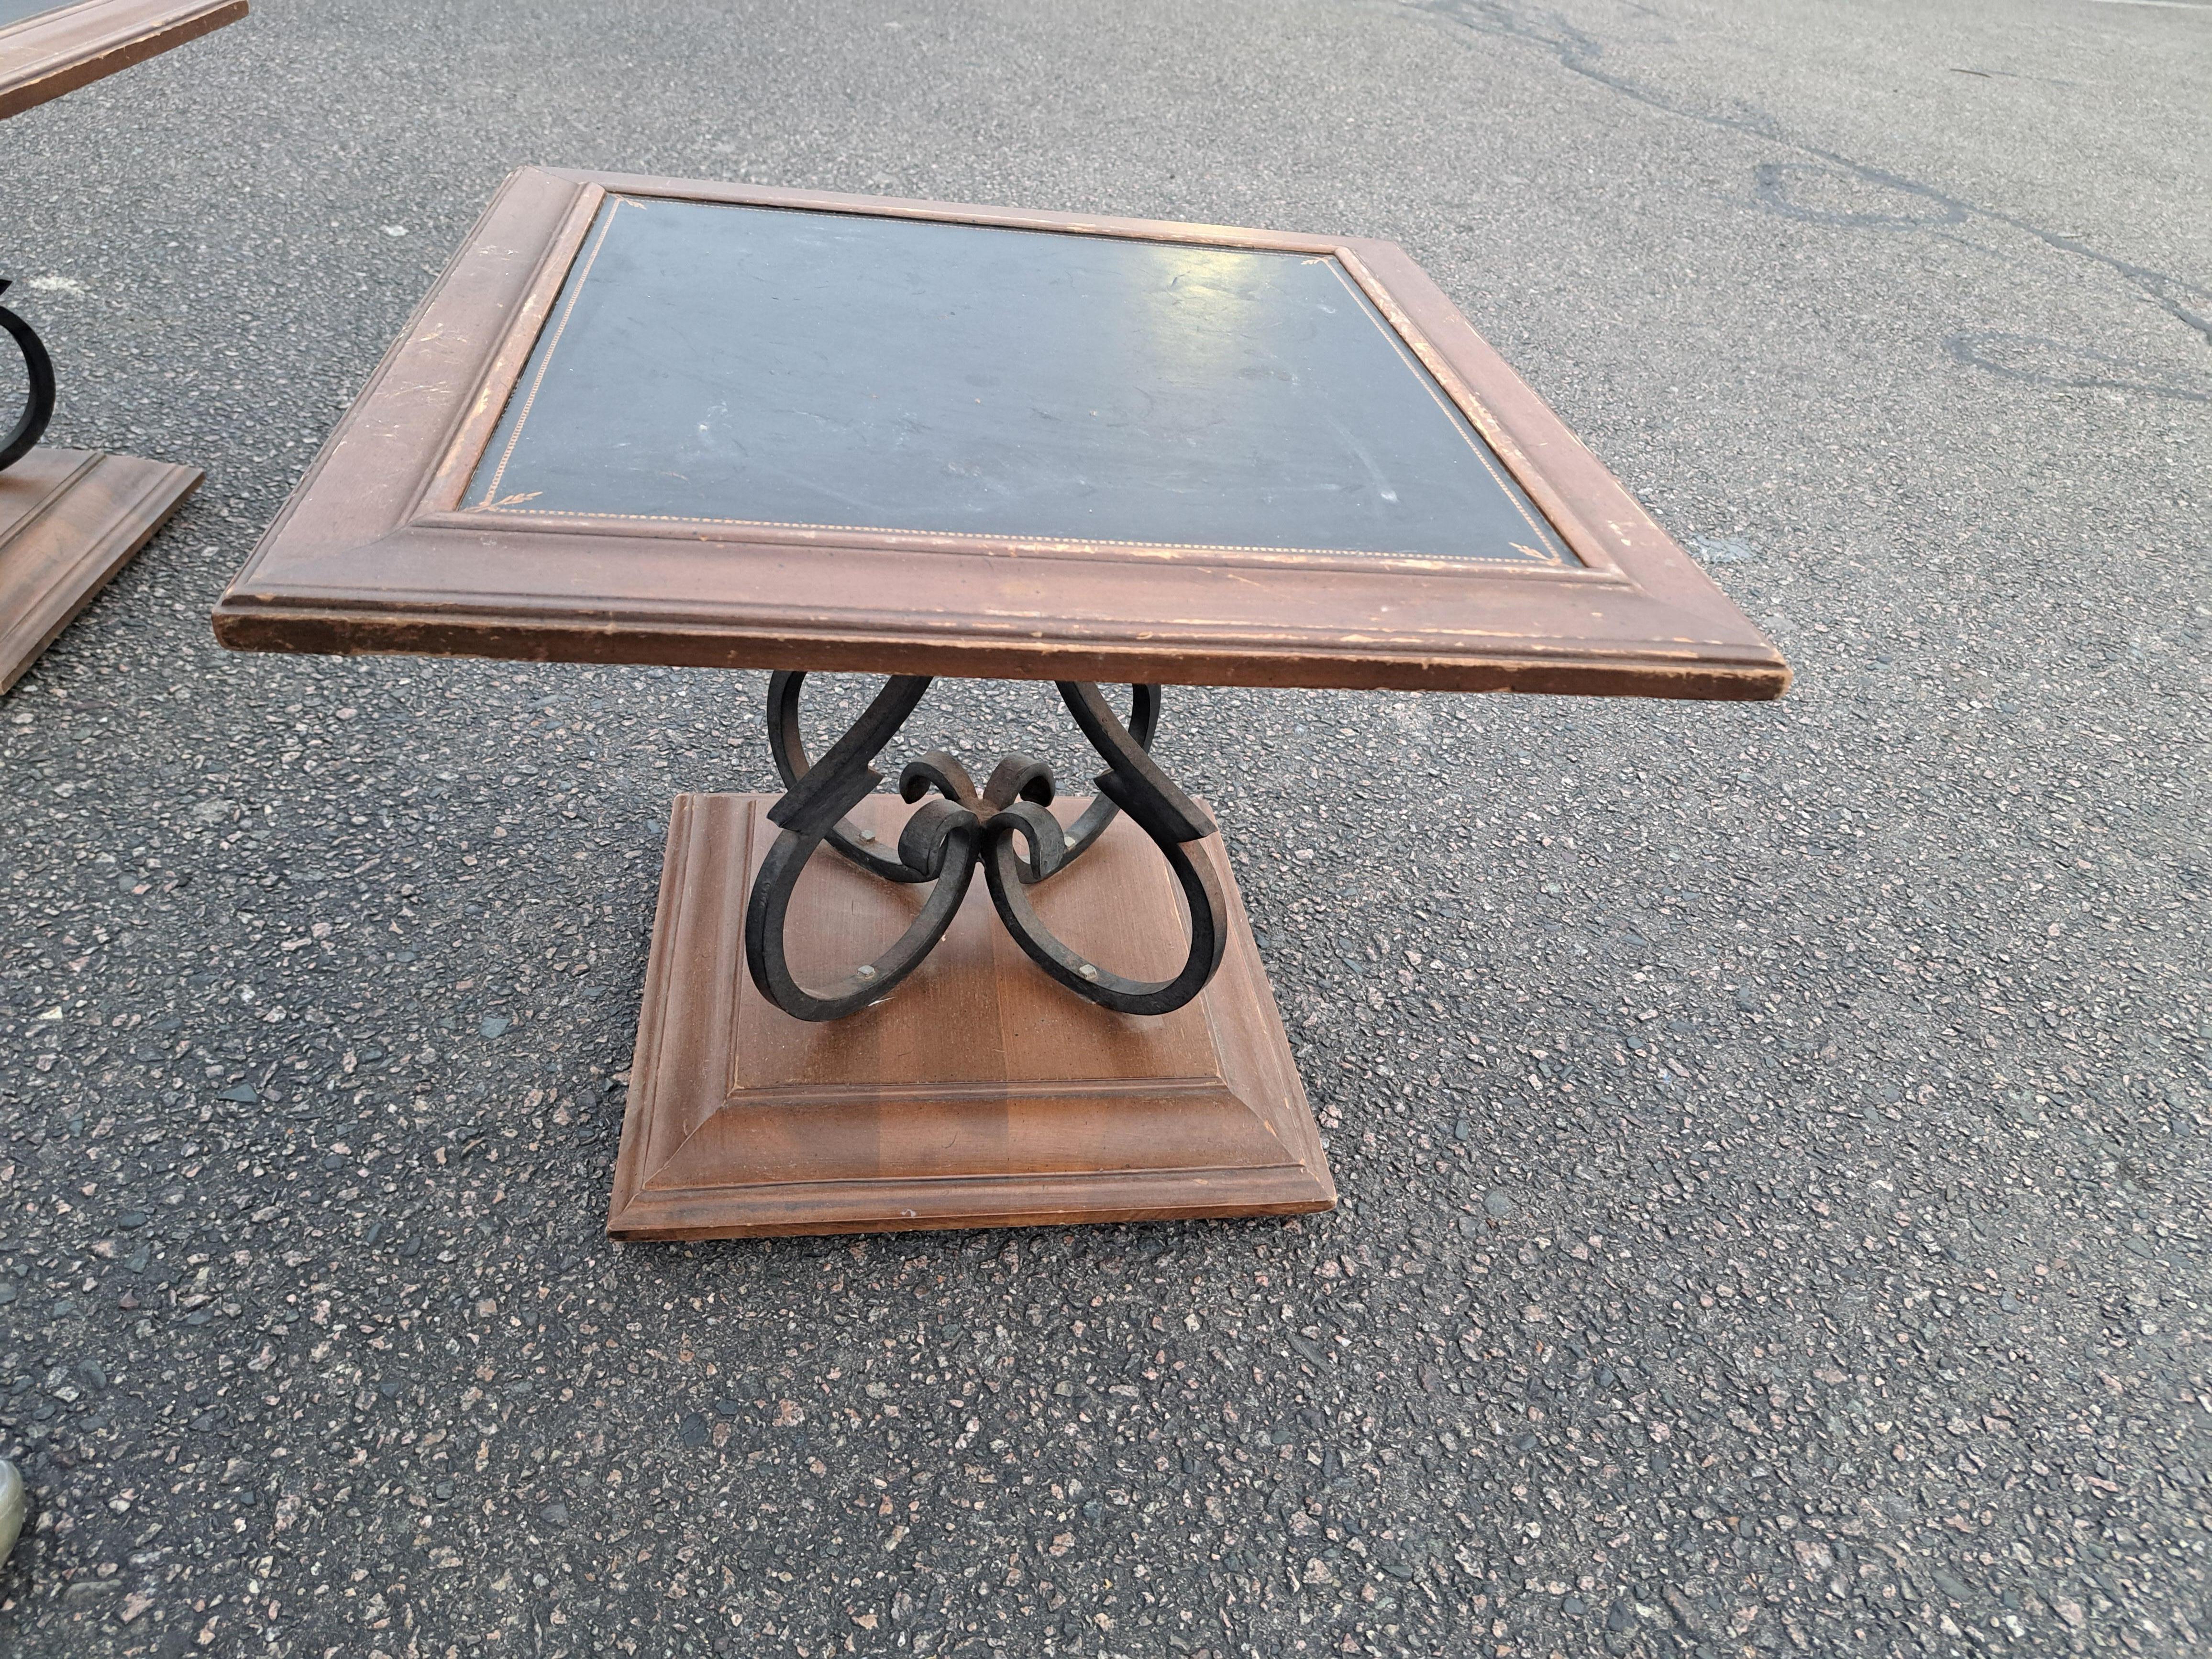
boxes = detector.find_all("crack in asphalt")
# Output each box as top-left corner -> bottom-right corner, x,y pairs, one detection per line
1943,330 -> 2212,405
1402,0 -> 2212,388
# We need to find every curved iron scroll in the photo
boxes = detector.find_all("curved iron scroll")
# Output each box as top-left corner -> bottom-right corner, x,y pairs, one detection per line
743,674 -> 1225,1023
0,280 -> 57,474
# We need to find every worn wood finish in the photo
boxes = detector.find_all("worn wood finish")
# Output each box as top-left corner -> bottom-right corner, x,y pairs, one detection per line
213,166 -> 1788,701
0,0 -> 243,120
606,793 -> 1334,1239
0,445 -> 199,693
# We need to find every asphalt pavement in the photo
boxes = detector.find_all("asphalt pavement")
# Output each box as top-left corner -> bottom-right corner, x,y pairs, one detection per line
1,0 -> 2207,1654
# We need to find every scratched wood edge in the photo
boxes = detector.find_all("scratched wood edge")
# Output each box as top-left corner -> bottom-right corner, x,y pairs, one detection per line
410,181 -> 608,520
544,168 -> 1355,256
0,448 -> 200,694
0,0 -> 244,121
209,553 -> 1786,699
604,794 -> 1335,1241
210,166 -> 1790,701
211,605 -> 1786,700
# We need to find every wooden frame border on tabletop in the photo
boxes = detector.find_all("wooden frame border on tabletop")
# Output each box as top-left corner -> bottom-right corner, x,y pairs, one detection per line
212,166 -> 1788,702
0,0 -> 245,120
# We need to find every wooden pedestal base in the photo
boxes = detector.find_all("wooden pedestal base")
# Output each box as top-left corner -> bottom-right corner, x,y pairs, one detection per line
0,446 -> 201,694
607,792 -> 1334,1239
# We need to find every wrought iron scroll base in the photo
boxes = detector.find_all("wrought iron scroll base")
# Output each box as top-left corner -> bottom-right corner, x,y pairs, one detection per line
0,279 -> 57,475
743,674 -> 1228,1023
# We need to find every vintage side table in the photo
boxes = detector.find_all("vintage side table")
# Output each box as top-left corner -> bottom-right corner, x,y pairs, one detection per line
212,167 -> 1788,1239
0,0 -> 244,692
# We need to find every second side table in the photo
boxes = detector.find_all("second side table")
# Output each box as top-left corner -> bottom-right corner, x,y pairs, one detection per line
0,0 -> 244,691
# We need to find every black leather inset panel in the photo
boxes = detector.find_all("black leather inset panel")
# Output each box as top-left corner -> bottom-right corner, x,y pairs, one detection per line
468,197 -> 1573,564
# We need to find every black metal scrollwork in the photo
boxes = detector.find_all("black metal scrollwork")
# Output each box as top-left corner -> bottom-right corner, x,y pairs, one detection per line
743,674 -> 1226,1023
0,279 -> 57,475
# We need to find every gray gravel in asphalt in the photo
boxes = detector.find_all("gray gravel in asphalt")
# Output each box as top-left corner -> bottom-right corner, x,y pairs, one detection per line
1,0 -> 2208,1654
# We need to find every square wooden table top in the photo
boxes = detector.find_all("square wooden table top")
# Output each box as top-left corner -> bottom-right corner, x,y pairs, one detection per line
212,167 -> 1788,700
0,0 -> 242,120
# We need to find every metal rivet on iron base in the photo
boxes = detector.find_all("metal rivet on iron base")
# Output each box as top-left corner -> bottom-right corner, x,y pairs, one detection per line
858,828 -> 876,842
1078,963 -> 1098,981
856,964 -> 876,980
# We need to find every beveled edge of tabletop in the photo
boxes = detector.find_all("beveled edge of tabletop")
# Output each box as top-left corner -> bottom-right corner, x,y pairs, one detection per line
210,166 -> 1791,703
0,0 -> 244,121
